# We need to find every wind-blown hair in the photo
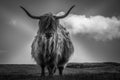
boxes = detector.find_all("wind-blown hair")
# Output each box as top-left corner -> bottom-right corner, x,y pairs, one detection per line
31,25 -> 74,65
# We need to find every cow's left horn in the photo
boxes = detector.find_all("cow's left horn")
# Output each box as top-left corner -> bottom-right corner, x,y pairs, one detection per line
20,6 -> 40,19
56,5 -> 75,19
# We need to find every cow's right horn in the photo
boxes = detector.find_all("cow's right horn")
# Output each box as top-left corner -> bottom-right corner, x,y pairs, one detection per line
56,5 -> 75,19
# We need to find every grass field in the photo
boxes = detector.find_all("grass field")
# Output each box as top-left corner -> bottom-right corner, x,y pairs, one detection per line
0,62 -> 120,80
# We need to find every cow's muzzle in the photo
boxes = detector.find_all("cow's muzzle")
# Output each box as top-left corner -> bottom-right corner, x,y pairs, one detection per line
45,33 -> 53,39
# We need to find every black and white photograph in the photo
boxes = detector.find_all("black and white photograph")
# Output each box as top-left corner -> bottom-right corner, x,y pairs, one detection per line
0,0 -> 120,80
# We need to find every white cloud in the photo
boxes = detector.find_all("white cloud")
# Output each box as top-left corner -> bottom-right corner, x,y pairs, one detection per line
57,12 -> 120,41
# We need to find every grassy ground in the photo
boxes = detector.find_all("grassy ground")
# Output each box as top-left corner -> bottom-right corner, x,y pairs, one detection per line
0,62 -> 120,80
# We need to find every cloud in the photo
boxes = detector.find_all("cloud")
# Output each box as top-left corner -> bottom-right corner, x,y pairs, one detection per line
57,12 -> 120,41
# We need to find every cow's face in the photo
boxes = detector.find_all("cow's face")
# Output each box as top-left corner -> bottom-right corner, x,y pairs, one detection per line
39,13 -> 59,39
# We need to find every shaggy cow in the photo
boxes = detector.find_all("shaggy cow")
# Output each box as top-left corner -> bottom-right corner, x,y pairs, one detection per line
20,5 -> 74,76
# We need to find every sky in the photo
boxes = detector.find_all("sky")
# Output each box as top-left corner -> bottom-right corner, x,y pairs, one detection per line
0,0 -> 120,64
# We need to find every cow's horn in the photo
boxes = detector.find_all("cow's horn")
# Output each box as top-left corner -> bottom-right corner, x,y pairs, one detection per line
20,6 -> 40,19
56,5 -> 75,19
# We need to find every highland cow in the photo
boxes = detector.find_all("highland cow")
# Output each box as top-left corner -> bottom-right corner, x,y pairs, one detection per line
20,5 -> 74,76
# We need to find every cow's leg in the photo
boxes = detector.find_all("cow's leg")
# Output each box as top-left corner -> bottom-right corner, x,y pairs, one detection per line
58,66 -> 64,76
41,65 -> 45,77
47,64 -> 56,76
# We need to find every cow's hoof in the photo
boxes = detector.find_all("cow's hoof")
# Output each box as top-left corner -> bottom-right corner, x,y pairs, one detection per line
40,74 -> 45,77
49,73 -> 54,77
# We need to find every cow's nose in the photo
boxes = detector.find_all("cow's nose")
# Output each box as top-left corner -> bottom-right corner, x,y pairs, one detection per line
45,33 -> 52,39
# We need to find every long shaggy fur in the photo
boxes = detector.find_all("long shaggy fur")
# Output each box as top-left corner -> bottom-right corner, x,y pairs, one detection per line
31,25 -> 74,67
